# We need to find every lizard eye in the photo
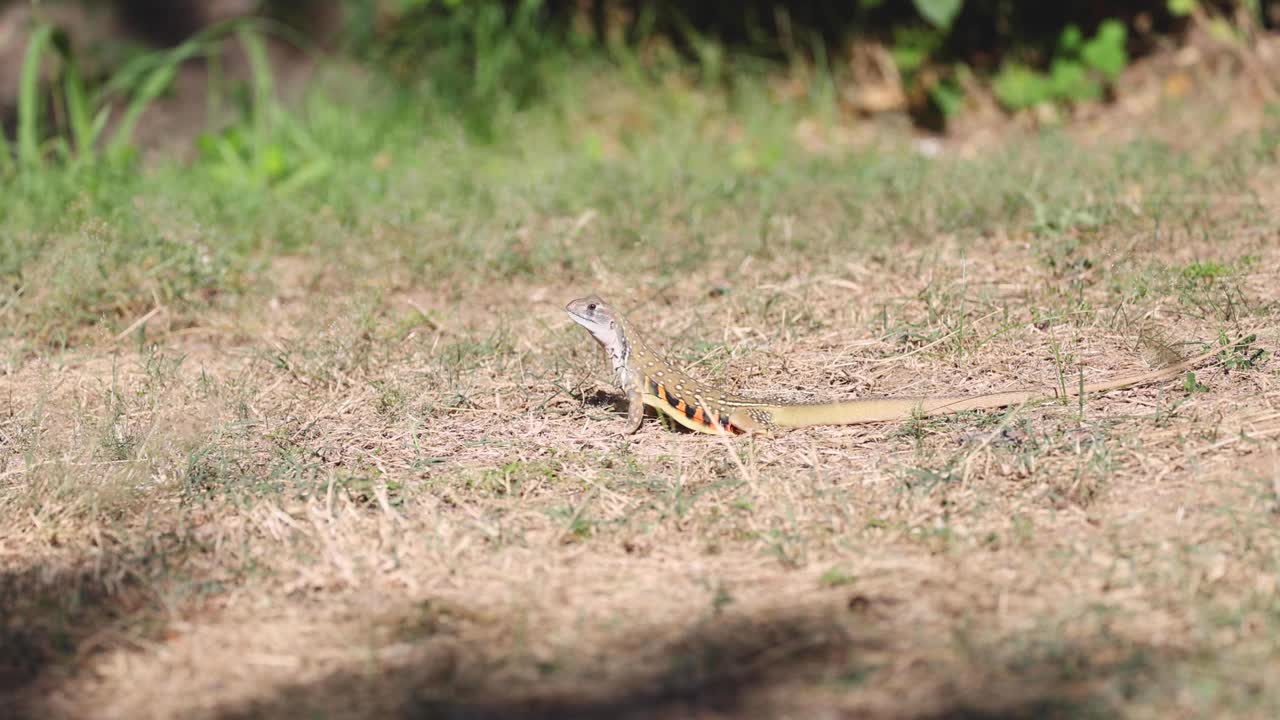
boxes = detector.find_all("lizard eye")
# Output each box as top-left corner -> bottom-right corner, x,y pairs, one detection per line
587,303 -> 597,312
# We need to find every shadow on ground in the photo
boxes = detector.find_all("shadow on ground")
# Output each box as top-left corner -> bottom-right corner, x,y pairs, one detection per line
212,597 -> 1182,720
0,529 -> 196,718
0,535 -> 1184,719
217,607 -> 865,720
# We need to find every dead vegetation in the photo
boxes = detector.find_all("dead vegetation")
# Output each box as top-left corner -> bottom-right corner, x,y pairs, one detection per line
3,60 -> 1280,720
2,220 -> 1278,718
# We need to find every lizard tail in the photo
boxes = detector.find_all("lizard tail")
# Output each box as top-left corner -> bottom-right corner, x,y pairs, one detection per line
755,342 -> 1227,429
762,393 -> 1035,427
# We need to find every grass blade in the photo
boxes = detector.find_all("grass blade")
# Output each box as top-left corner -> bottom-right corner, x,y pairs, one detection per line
0,117 -> 11,174
18,24 -> 59,169
107,62 -> 177,161
61,48 -> 96,160
236,23 -> 275,155
104,28 -> 219,160
274,157 -> 332,196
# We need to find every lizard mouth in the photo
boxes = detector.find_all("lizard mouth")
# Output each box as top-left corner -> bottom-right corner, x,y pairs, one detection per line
564,304 -> 595,326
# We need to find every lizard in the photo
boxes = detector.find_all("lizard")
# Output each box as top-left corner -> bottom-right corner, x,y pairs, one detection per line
564,294 -> 1227,436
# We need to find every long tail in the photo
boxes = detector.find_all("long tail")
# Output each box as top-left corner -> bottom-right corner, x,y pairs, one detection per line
761,343 -> 1225,428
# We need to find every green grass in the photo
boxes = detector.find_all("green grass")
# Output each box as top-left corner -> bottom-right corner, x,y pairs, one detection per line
4,44 -> 1278,351
3,34 -> 1280,720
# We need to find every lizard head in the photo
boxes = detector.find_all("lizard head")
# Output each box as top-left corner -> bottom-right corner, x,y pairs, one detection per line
565,295 -> 618,339
565,295 -> 630,359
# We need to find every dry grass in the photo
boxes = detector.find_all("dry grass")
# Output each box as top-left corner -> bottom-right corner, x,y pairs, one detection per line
3,67 -> 1280,719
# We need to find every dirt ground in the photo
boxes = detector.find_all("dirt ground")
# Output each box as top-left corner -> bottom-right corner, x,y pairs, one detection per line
3,231 -> 1278,718
3,33 -> 1280,720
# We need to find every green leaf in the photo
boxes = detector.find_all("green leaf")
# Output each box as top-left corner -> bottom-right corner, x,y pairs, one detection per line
1183,371 -> 1209,394
913,0 -> 963,29
1167,0 -> 1198,17
928,78 -> 965,118
891,25 -> 946,74
992,63 -> 1051,111
892,45 -> 929,74
195,132 -> 221,160
1081,20 -> 1128,80
1049,59 -> 1102,102
257,143 -> 287,181
1058,24 -> 1084,54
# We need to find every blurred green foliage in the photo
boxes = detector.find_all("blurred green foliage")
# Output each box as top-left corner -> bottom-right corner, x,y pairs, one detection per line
194,25 -> 333,194
5,19 -> 203,173
993,20 -> 1129,111
912,0 -> 964,29
328,0 -> 1273,126
1,0 -> 1275,177
342,0 -> 568,139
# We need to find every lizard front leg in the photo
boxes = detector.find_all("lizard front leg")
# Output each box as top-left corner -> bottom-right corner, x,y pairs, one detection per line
622,390 -> 645,435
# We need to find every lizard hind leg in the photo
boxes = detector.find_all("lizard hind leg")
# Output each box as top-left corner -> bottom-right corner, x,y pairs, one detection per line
727,408 -> 774,436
